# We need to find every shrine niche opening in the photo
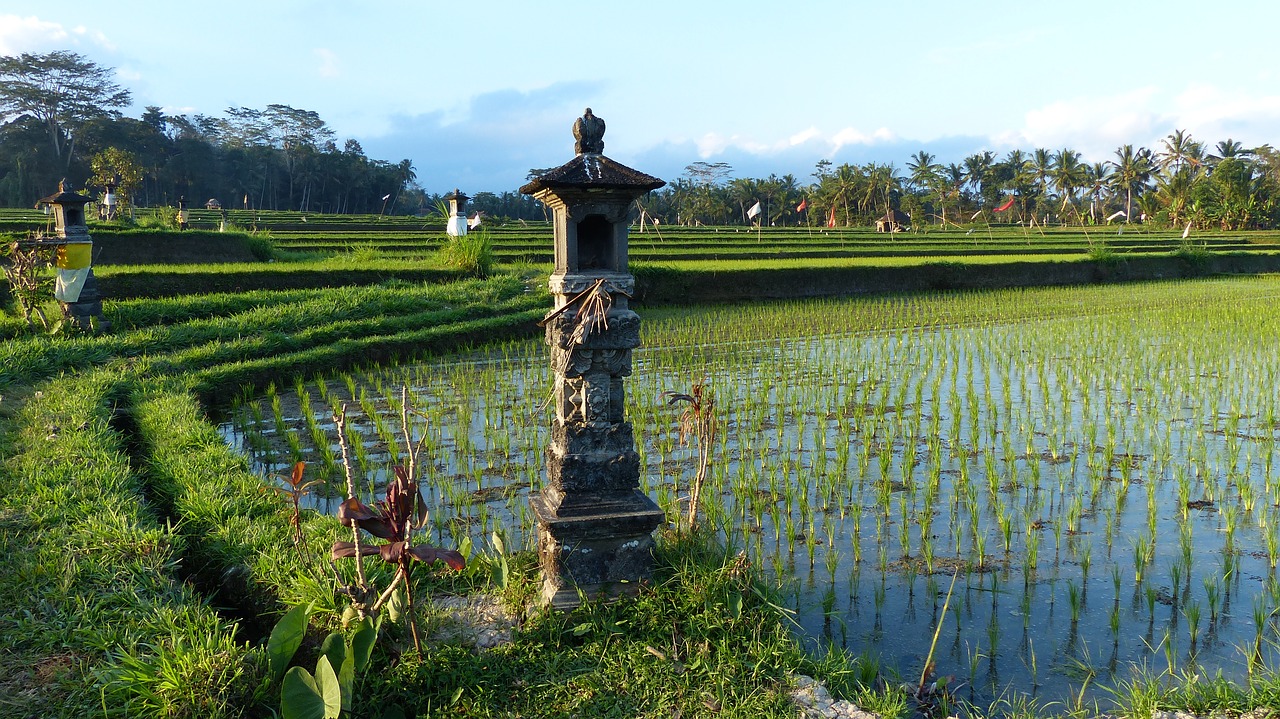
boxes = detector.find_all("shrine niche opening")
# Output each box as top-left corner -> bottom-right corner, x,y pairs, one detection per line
576,214 -> 612,271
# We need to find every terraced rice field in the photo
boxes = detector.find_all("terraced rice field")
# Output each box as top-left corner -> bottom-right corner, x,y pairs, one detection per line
224,275 -> 1280,704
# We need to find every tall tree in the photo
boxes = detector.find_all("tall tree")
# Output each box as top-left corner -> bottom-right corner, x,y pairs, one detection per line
1052,148 -> 1087,221
0,51 -> 131,171
1109,144 -> 1153,222
1158,129 -> 1203,174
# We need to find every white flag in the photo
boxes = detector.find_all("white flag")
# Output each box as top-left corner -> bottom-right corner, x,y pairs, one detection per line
1105,210 -> 1126,222
747,201 -> 762,220
468,214 -> 482,229
1182,221 -> 1192,239
381,193 -> 391,201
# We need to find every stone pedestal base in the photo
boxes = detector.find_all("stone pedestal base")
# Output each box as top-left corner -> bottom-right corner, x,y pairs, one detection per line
531,490 -> 664,609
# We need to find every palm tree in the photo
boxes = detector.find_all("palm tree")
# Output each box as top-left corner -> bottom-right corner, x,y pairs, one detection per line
1207,138 -> 1253,172
907,151 -> 942,226
1002,149 -> 1033,217
1051,148 -> 1087,222
943,163 -> 966,223
827,163 -> 861,226
906,151 -> 939,192
1155,167 -> 1195,228
1109,144 -> 1153,222
1084,162 -> 1111,224
1032,148 -> 1054,221
864,163 -> 901,227
963,151 -> 994,200
728,177 -> 759,224
1159,129 -> 1203,174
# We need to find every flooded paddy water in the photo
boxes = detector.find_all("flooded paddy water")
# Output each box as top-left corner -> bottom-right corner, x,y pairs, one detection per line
221,278 -> 1280,706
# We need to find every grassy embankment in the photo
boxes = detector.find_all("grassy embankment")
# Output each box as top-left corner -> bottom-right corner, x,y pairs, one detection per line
2,209 -> 1280,717
0,232 -> 879,717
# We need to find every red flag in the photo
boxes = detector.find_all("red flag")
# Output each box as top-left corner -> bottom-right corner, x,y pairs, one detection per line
827,206 -> 837,228
796,198 -> 808,213
994,197 -> 1015,212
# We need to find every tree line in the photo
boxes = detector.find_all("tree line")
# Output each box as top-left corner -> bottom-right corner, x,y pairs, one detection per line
0,51 -> 440,215
4,52 -> 1278,230
641,134 -> 1280,232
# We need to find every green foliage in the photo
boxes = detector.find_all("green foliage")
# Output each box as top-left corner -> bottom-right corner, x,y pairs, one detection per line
271,611 -> 382,719
136,205 -> 178,229
0,373 -> 262,716
242,233 -> 277,260
438,230 -> 494,277
89,146 -> 144,209
268,602 -> 314,683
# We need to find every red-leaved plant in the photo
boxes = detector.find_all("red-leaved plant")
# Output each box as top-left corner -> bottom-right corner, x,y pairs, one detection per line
330,388 -> 465,653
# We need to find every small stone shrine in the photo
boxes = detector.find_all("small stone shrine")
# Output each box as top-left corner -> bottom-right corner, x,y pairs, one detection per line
36,180 -> 110,331
446,188 -> 469,236
520,109 -> 666,608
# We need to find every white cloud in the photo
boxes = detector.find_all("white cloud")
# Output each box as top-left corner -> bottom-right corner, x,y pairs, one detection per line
830,126 -> 895,154
1004,87 -> 1163,158
0,15 -> 70,54
314,48 -> 340,79
1169,84 -> 1280,145
69,25 -> 114,51
0,15 -> 115,55
787,127 -> 821,146
997,84 -> 1280,160
694,126 -> 894,160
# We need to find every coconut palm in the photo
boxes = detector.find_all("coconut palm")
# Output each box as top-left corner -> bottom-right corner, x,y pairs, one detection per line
906,151 -> 940,192
1159,129 -> 1203,174
907,151 -> 943,226
1084,162 -> 1111,224
1031,148 -> 1054,221
1109,144 -> 1154,223
1155,166 -> 1196,227
1052,148 -> 1088,222
963,151 -> 995,199
943,163 -> 966,222
1001,149 -> 1035,217
864,163 -> 901,224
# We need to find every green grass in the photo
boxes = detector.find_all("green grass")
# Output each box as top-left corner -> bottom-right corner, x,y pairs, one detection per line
0,374 -> 264,717
6,215 -> 1280,717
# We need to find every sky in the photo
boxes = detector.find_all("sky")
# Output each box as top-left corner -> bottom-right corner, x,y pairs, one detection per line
4,0 -> 1280,194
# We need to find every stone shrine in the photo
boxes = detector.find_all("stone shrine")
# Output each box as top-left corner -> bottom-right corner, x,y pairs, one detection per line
520,110 -> 665,608
36,181 -> 109,331
446,188 -> 469,237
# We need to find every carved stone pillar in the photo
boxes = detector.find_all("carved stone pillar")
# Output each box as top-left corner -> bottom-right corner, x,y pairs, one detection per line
520,110 -> 666,608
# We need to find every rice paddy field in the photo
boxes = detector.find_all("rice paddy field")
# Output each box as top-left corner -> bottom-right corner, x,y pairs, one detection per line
221,275 -> 1280,706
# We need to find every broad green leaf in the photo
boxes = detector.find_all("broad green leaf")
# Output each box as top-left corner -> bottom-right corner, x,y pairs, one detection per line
341,604 -> 358,628
319,632 -> 346,687
491,530 -> 505,556
351,616 -> 377,673
491,556 -> 508,590
268,602 -> 313,683
281,667 -> 324,719
728,591 -> 743,619
314,655 -> 343,719
386,587 -> 404,623
338,652 -> 355,712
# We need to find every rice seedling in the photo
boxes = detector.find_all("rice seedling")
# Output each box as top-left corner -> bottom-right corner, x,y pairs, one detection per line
205,274 -> 1280,707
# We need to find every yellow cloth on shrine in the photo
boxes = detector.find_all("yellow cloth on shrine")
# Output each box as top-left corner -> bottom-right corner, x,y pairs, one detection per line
56,243 -> 92,270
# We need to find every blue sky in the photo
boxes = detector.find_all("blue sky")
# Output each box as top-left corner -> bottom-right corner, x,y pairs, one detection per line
4,1 -> 1280,193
